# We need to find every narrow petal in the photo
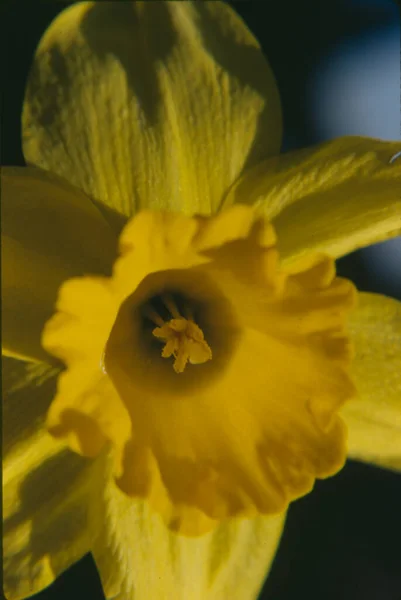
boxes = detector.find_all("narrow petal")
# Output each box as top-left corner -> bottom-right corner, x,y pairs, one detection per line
3,357 -> 107,599
340,292 -> 401,471
92,454 -> 286,600
224,137 -> 401,261
22,1 -> 281,218
1,167 -> 116,362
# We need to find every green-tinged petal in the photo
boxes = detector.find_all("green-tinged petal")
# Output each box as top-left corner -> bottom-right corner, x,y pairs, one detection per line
22,1 -> 282,219
1,167 -> 116,362
340,293 -> 401,472
92,452 -> 286,600
2,357 -> 109,600
224,137 -> 401,262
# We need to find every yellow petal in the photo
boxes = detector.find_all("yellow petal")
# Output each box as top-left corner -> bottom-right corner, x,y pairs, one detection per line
92,452 -> 286,600
224,137 -> 401,262
340,292 -> 401,472
42,206 -> 356,535
2,357 -> 107,599
1,166 -> 116,362
22,1 -> 282,218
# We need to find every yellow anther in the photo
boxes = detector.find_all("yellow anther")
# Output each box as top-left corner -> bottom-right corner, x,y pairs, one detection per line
152,317 -> 212,373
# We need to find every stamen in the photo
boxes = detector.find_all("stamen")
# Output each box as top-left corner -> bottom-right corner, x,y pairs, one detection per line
183,304 -> 194,321
152,317 -> 212,373
142,305 -> 165,327
161,293 -> 181,319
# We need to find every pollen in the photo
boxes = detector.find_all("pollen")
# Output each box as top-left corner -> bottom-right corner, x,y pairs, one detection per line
144,293 -> 212,373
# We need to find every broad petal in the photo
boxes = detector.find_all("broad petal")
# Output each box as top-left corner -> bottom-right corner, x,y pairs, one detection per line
224,137 -> 401,261
92,454 -> 286,600
340,293 -> 401,472
22,1 -> 282,218
1,166 -> 116,362
2,357 -> 108,600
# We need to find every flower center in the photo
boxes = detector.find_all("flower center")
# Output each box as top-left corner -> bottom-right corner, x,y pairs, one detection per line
143,293 -> 212,373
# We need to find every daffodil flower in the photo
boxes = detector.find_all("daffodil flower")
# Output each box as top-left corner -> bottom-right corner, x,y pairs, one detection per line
3,2 -> 401,599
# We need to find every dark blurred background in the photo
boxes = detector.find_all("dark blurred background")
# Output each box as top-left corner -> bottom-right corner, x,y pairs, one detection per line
2,1 -> 401,599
